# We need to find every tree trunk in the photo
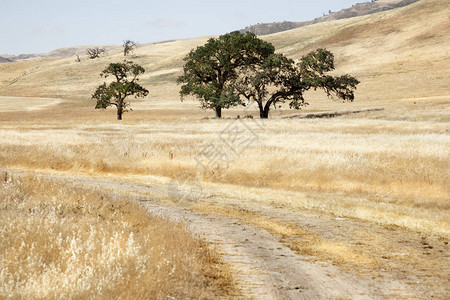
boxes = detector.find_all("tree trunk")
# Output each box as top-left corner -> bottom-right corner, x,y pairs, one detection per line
258,102 -> 265,118
215,106 -> 222,118
260,110 -> 269,119
117,99 -> 123,120
260,102 -> 271,119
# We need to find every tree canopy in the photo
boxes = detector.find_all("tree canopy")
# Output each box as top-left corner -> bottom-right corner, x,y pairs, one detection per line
92,60 -> 149,120
236,48 -> 360,118
178,31 -> 275,118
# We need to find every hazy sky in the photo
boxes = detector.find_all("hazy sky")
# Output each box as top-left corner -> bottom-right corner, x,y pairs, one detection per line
1,0 -> 368,55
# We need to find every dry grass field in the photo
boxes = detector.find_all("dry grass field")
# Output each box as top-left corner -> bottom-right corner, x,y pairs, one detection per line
0,0 -> 449,298
0,175 -> 235,299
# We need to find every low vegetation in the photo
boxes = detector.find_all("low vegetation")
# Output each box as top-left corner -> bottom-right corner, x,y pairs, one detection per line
0,114 -> 447,237
0,175 -> 235,299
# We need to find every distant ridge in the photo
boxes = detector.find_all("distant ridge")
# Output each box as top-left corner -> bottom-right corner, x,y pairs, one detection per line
0,0 -> 421,63
0,56 -> 13,63
241,0 -> 419,36
0,44 -> 122,63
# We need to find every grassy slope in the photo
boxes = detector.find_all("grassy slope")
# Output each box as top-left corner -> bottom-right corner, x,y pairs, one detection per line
0,2 -> 448,295
0,0 -> 448,107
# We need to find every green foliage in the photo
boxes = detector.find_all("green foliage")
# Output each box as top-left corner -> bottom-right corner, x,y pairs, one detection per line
180,32 -> 359,119
178,31 -> 275,117
92,61 -> 149,120
297,48 -> 360,102
299,48 -> 335,75
235,48 -> 360,118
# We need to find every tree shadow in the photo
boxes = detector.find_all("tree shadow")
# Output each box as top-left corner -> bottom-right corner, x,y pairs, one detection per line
285,108 -> 384,119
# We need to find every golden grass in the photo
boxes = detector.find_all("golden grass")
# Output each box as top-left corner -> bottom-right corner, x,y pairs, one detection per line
0,96 -> 62,112
0,0 -> 448,295
0,112 -> 447,237
0,175 -> 235,299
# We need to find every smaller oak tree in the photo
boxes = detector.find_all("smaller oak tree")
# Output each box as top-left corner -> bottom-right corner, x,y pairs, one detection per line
236,48 -> 360,118
92,61 -> 149,120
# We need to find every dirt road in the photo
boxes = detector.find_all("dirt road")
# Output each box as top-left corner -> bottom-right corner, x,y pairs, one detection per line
5,169 -> 448,299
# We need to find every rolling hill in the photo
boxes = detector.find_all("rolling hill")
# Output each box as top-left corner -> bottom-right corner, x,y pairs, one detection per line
241,0 -> 419,35
0,56 -> 13,63
0,0 -> 448,117
1,0 -> 420,63
0,45 -> 122,63
0,1 -> 449,297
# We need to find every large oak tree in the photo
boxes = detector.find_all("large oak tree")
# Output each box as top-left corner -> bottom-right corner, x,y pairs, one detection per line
178,31 -> 275,118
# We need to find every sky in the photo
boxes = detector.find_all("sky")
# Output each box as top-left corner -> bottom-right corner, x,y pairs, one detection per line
0,0 -> 369,55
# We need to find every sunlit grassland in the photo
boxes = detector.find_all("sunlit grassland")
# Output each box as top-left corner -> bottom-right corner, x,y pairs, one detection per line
0,175 -> 235,299
0,0 -> 449,295
0,103 -> 448,237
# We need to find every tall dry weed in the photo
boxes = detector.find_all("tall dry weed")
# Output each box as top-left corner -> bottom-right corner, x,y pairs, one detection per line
0,176 -> 234,299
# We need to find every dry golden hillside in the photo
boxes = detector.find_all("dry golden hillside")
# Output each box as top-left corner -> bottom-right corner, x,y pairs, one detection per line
0,0 -> 449,298
0,0 -> 448,117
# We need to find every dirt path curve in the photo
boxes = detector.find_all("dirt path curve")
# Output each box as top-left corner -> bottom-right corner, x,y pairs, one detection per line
5,169 -> 418,299
144,203 -> 377,299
